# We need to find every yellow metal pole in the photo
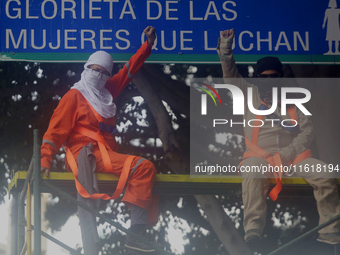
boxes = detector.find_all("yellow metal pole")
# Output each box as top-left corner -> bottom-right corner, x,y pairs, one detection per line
27,183 -> 31,255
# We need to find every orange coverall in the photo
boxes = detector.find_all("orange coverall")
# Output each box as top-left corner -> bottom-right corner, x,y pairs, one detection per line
41,41 -> 158,224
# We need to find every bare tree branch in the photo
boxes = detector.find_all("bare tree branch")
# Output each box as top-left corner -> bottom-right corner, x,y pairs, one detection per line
139,66 -> 190,117
132,67 -> 181,152
133,67 -> 253,255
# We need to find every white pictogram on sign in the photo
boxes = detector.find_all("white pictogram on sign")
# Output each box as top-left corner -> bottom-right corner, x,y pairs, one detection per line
323,0 -> 340,55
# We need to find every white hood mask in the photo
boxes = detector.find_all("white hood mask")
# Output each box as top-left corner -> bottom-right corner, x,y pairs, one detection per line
72,51 -> 117,119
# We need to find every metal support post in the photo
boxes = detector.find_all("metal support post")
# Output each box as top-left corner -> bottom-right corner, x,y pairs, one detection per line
27,183 -> 32,255
33,129 -> 41,255
18,193 -> 25,254
10,192 -> 18,255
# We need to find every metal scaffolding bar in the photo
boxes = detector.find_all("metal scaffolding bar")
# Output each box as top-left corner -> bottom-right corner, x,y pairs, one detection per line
20,157 -> 34,203
10,192 -> 18,255
18,194 -> 25,254
268,212 -> 340,255
27,223 -> 82,255
17,156 -> 34,255
27,183 -> 32,255
42,179 -> 173,255
33,129 -> 41,255
19,241 -> 27,255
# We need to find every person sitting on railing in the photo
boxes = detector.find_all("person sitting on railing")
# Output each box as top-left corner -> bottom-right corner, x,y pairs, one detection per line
40,26 -> 159,255
216,28 -> 340,249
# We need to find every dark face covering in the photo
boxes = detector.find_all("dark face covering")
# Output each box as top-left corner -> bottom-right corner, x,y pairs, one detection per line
255,56 -> 284,105
257,79 -> 284,105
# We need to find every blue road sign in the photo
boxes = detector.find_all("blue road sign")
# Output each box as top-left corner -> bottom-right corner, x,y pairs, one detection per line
1,0 -> 340,63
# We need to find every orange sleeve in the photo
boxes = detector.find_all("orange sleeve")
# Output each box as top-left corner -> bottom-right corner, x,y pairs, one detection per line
106,41 -> 152,100
41,92 -> 78,169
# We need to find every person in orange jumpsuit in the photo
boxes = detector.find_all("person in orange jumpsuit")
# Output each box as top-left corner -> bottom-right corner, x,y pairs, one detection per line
41,26 -> 158,254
